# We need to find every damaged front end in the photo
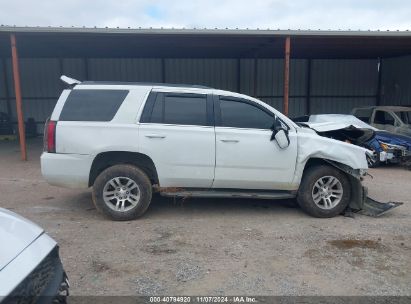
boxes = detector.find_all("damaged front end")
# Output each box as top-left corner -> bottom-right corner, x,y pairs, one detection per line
296,114 -> 411,167
325,160 -> 403,217
294,116 -> 403,216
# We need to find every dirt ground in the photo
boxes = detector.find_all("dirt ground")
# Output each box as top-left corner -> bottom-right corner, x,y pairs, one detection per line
0,138 -> 410,296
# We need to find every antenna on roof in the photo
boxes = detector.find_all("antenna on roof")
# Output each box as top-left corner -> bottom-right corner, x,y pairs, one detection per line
60,75 -> 81,87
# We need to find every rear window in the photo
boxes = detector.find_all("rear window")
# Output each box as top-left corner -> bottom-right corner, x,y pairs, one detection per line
59,89 -> 129,121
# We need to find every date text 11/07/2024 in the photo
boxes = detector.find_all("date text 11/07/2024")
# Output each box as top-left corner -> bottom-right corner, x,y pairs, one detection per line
149,296 -> 258,303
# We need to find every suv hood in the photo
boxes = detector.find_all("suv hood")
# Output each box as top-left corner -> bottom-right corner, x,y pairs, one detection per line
0,208 -> 44,271
299,121 -> 371,133
296,126 -> 369,170
300,121 -> 376,144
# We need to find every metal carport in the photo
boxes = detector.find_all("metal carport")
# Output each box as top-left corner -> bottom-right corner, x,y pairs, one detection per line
1,26 -> 411,160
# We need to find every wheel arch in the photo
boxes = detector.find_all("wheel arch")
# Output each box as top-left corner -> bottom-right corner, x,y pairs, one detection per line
89,151 -> 159,187
299,157 -> 365,211
302,158 -> 361,179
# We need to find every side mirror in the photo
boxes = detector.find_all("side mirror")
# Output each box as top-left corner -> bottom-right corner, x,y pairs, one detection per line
274,129 -> 290,149
270,117 -> 290,149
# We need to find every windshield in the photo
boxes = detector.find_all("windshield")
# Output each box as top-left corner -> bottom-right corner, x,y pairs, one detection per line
395,111 -> 411,124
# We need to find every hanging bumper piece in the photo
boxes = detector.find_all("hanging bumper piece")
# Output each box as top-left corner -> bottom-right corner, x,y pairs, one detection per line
325,160 -> 403,217
346,176 -> 403,217
357,188 -> 403,217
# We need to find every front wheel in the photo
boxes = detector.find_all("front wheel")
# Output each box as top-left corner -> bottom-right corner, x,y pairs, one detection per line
297,165 -> 351,218
92,164 -> 152,221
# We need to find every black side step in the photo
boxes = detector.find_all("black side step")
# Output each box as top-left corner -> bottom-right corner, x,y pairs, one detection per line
159,189 -> 296,200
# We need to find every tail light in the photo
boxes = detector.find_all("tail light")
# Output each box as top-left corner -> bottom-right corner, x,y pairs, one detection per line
44,119 -> 57,153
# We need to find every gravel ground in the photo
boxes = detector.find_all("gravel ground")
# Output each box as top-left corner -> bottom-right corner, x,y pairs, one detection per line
0,139 -> 410,296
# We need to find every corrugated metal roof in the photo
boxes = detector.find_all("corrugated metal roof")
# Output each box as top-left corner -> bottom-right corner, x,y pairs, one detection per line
0,25 -> 411,37
1,25 -> 411,59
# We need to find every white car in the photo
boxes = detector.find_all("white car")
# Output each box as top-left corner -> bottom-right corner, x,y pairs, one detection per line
41,76 -> 395,220
351,106 -> 411,137
0,208 -> 69,302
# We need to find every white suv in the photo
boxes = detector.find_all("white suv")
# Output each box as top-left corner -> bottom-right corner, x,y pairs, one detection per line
41,76 -> 371,220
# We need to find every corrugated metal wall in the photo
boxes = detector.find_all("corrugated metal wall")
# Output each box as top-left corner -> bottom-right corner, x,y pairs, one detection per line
0,59 -> 7,114
0,57 -> 389,132
310,59 -> 378,114
165,59 -> 238,91
1,58 -> 62,126
88,58 -> 163,82
381,55 -> 411,106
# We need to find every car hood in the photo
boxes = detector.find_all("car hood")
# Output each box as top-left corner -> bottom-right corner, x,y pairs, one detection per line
299,114 -> 378,130
375,131 -> 411,149
0,208 -> 44,271
296,127 -> 369,170
299,121 -> 375,144
299,121 -> 354,132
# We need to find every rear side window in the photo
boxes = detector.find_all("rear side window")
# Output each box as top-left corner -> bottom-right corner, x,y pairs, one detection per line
59,89 -> 129,121
142,92 -> 208,126
164,94 -> 207,125
218,98 -> 274,129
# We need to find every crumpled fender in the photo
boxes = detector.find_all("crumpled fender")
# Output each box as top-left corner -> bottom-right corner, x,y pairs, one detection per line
292,127 -> 370,185
297,128 -> 370,168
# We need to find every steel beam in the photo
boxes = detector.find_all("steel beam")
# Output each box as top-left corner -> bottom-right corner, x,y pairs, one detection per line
283,36 -> 291,116
83,58 -> 89,80
10,34 -> 27,161
1,58 -> 13,121
161,58 -> 166,83
306,59 -> 312,115
253,54 -> 258,97
58,58 -> 65,90
236,58 -> 241,93
376,57 -> 382,106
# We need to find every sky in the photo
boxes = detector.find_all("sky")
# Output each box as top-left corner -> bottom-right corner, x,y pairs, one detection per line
0,0 -> 411,30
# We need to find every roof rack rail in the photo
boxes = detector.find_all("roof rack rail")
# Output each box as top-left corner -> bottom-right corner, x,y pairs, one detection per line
80,81 -> 213,89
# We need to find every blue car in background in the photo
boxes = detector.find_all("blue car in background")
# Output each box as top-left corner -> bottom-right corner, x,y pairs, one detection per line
368,128 -> 411,166
294,114 -> 411,167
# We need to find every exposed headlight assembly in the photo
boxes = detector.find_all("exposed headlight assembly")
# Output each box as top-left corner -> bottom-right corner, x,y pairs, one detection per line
379,142 -> 407,151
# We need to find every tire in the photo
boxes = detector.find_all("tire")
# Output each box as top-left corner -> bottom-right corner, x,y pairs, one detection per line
92,164 -> 152,221
297,165 -> 350,218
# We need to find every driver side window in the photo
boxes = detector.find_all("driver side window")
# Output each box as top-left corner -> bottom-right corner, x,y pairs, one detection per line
217,97 -> 274,130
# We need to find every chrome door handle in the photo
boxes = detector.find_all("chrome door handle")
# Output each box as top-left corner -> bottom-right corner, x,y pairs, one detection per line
220,139 -> 239,143
145,134 -> 166,139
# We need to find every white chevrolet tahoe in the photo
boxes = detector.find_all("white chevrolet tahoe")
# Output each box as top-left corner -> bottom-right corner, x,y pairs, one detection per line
41,76 -> 375,221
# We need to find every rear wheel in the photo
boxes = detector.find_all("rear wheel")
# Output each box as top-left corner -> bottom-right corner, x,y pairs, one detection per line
297,165 -> 350,218
92,164 -> 152,221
